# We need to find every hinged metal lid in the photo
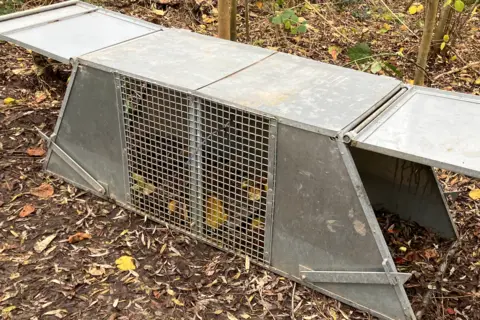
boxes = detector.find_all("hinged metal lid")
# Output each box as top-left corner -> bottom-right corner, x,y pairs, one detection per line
0,0 -> 159,63
351,86 -> 480,179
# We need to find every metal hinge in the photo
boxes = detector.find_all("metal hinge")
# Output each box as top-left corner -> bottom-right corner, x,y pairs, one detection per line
37,128 -> 106,195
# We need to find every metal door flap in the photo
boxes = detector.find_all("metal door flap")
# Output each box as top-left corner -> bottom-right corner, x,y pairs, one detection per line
299,265 -> 411,286
0,0 -> 160,63
349,86 -> 480,179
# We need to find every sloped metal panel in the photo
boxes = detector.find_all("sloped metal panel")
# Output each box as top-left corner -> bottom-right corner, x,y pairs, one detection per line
198,53 -> 402,136
81,29 -> 275,90
0,2 -> 93,33
352,86 -> 480,179
0,4 -> 158,63
270,125 -> 414,320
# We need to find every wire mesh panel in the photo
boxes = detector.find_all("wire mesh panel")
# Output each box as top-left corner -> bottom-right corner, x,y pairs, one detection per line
119,74 -> 275,264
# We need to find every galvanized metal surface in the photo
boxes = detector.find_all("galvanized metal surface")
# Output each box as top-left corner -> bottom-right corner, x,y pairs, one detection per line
270,124 -> 413,320
299,266 -> 411,285
0,2 -> 93,33
118,73 -> 276,264
199,53 -> 402,136
82,29 -> 275,90
351,148 -> 457,239
0,5 -> 157,63
352,86 -> 480,179
46,65 -> 128,201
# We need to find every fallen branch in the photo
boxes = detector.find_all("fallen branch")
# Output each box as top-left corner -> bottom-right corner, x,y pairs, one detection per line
415,236 -> 464,319
433,61 -> 480,81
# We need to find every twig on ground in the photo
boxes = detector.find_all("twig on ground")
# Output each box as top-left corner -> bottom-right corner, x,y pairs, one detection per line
291,282 -> 296,319
433,61 -> 480,80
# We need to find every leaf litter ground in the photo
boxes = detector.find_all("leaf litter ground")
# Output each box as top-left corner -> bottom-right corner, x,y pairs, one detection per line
1,0 -> 480,319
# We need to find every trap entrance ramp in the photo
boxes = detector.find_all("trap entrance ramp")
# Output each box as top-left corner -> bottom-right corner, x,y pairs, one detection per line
0,0 -> 160,63
4,2 -> 480,320
349,86 -> 480,180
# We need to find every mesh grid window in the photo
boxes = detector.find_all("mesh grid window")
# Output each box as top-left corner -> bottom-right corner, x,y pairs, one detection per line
120,75 -> 274,264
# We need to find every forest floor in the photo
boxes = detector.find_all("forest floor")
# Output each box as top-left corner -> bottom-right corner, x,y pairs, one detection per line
1,0 -> 480,319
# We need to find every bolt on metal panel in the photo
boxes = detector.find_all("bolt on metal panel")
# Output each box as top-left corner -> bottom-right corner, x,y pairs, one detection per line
198,52 -> 402,136
81,29 -> 275,90
351,86 -> 480,179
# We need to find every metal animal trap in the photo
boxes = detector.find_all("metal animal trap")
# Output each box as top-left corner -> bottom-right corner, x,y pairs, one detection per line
2,2 -> 480,319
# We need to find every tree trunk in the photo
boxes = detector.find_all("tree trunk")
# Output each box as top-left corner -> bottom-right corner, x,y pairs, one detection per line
218,0 -> 231,40
432,2 -> 453,56
245,0 -> 250,42
230,0 -> 237,41
414,0 -> 440,85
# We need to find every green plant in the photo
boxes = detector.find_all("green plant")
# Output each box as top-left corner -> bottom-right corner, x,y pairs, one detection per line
270,8 -> 308,35
0,0 -> 24,15
346,42 -> 402,77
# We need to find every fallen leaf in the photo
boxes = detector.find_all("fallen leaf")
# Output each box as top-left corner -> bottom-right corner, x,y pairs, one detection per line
240,314 -> 251,319
424,248 -> 438,259
68,232 -> 92,244
475,78 -> 480,85
35,91 -> 47,103
88,266 -> 106,276
205,196 -> 227,229
153,290 -> 161,299
19,204 -> 35,217
167,288 -> 176,296
399,246 -> 407,252
3,97 -> 17,105
30,183 -> 54,198
9,273 -> 20,280
446,307 -> 455,315
2,306 -> 16,315
168,200 -> 176,213
34,234 -> 56,253
214,309 -> 223,315
115,256 -> 136,271
408,5 -> 417,14
27,146 -> 46,156
469,189 -> 480,200
152,8 -> 165,16
227,312 -> 239,320
43,309 -> 68,318
255,1 -> 263,9
171,298 -> 184,306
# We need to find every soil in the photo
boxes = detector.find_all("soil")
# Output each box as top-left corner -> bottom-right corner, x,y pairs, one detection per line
1,1 -> 479,320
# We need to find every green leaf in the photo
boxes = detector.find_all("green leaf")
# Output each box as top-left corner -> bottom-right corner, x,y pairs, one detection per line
271,16 -> 282,24
370,61 -> 382,74
290,15 -> 299,23
383,62 -> 403,77
347,42 -> 372,62
454,0 -> 465,12
444,0 -> 452,7
132,173 -> 145,183
284,20 -> 291,30
440,42 -> 446,50
281,9 -> 294,20
297,24 -> 307,34
290,27 -> 298,35
443,34 -> 450,42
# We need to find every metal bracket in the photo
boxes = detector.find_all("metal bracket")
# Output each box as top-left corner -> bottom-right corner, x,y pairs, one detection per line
36,128 -> 106,195
299,265 -> 411,286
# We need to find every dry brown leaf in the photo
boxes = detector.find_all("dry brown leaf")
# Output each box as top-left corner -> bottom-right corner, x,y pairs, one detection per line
26,147 -> 46,157
19,204 -> 35,218
424,248 -> 438,259
88,266 -> 105,276
34,234 -> 56,253
67,232 -> 92,244
35,91 -> 47,103
30,183 -> 54,198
